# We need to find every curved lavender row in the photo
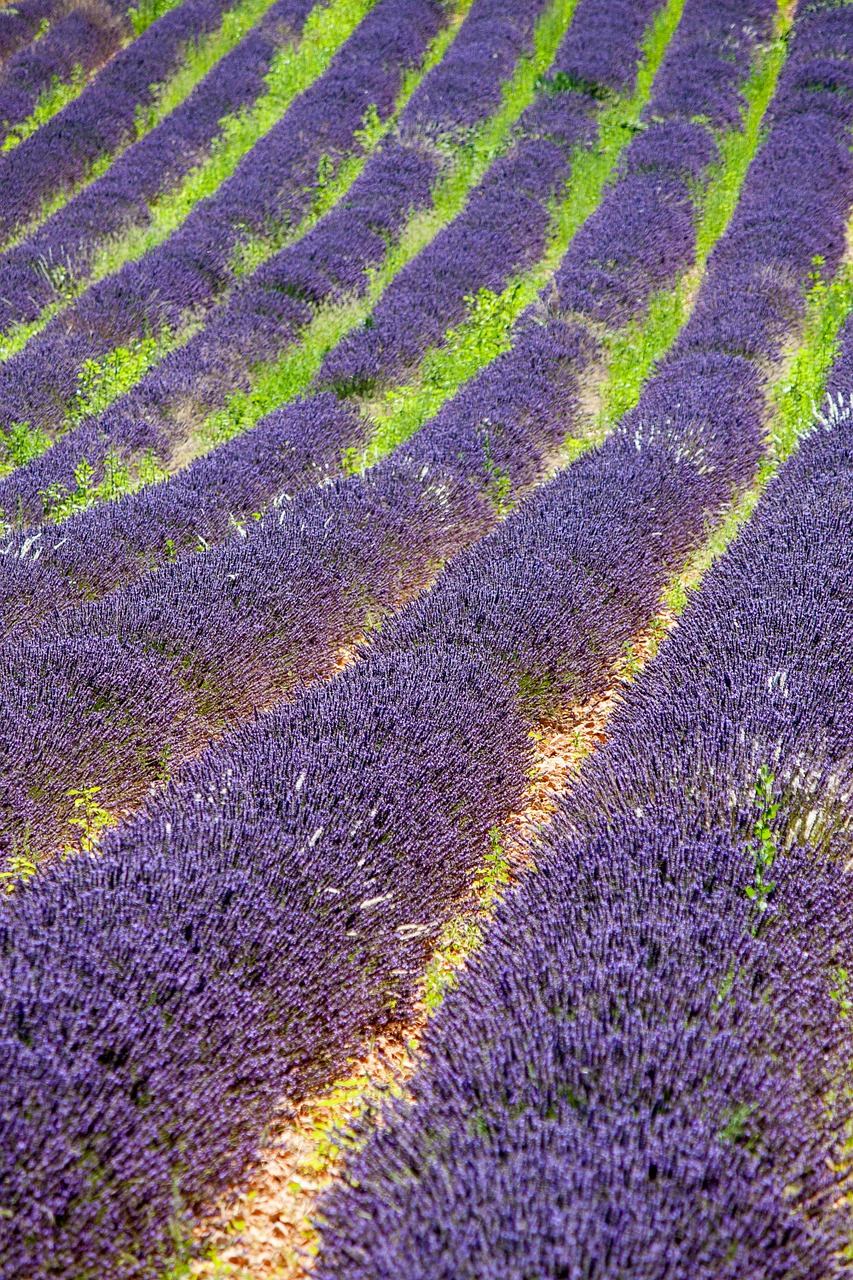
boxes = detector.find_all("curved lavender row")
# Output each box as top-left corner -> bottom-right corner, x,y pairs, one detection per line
0,0 -> 315,330
0,0 -> 553,521
316,345 -> 853,1280
0,317 -> 590,857
317,0 -> 663,397
0,3 -> 124,141
0,0 -> 444,447
0,0 -> 238,242
555,0 -> 776,325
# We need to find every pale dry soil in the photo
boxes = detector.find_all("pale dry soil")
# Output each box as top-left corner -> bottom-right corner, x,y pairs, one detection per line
185,614 -> 673,1279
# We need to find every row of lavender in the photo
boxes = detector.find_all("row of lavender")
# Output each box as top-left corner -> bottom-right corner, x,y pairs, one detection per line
0,0 -> 318,331
0,0 -> 763,622
0,0 -> 456,468
1,2 -> 848,1276
315,253 -> 853,1280
0,0 -> 709,862
0,0 -> 584,509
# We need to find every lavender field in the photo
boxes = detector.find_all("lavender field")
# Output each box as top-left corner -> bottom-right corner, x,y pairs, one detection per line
1,0 -> 853,1274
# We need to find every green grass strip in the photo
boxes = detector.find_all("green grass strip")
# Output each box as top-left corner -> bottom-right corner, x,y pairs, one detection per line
2,65 -> 90,152
0,0 -> 351,279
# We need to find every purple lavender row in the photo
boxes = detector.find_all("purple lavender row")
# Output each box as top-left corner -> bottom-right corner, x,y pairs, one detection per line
0,0 -> 656,529
0,4 -> 124,142
315,315 -> 853,1280
0,0 -> 786,632
555,0 -> 777,325
0,0 -> 446,450
0,0 -> 241,242
0,317 -> 590,859
0,0 -> 316,331
0,5 -> 849,1272
316,0 -> 664,397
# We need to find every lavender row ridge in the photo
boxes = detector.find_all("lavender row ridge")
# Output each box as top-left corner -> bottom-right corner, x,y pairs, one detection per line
314,236 -> 853,1280
0,7 -> 849,1276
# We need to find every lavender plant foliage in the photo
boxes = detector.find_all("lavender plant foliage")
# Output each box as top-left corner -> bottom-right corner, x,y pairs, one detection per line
554,0 -> 777,325
1,8 -> 851,1276
0,0 -> 239,242
0,0 -> 317,331
315,358 -> 853,1280
0,644 -> 531,1279
0,4 -> 123,141
0,0 -> 552,513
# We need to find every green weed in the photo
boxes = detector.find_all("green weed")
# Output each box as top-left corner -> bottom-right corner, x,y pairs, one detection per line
63,784 -> 112,856
746,765 -> 778,917
2,65 -> 89,152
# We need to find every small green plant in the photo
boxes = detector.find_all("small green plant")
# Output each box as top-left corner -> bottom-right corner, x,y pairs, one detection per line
66,334 -> 165,427
2,66 -> 88,152
535,69 -> 610,100
745,765 -> 779,917
830,966 -> 853,1019
0,420 -> 51,472
0,838 -> 38,893
620,638 -> 642,679
63,785 -> 112,857
127,0 -> 182,36
354,101 -> 383,151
